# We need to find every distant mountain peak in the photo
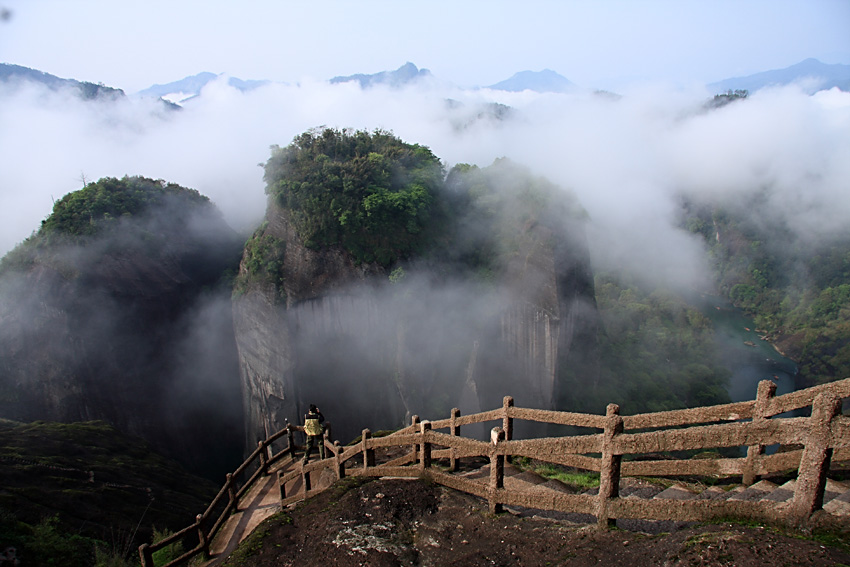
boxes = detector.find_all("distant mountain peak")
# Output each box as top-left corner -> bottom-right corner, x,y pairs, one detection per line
488,69 -> 577,93
330,62 -> 432,88
708,58 -> 850,94
137,72 -> 269,103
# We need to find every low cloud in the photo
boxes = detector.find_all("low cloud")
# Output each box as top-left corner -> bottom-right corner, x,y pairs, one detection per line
2,76 -> 849,292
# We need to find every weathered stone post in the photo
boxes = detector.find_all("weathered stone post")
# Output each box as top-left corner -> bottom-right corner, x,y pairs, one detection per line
411,415 -> 420,464
322,422 -> 333,461
258,440 -> 268,474
196,513 -> 208,558
362,429 -> 375,470
489,426 -> 505,514
139,543 -> 153,567
334,440 -> 345,480
450,408 -> 461,472
597,403 -> 623,529
502,396 -> 514,441
286,425 -> 296,462
743,379 -> 777,485
277,470 -> 287,501
226,473 -> 237,511
302,463 -> 312,492
503,396 -> 514,466
420,421 -> 432,470
790,392 -> 841,525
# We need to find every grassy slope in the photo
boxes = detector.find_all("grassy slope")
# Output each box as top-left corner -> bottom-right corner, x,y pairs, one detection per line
0,419 -> 219,563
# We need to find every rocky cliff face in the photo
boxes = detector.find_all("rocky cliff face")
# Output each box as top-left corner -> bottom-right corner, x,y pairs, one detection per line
233,180 -> 600,446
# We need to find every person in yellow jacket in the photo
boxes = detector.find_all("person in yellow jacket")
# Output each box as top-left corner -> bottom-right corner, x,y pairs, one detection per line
302,404 -> 325,464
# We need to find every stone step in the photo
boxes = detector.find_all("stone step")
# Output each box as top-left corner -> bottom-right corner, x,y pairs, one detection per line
760,479 -> 796,503
824,489 -> 850,516
727,480 -> 779,501
823,479 -> 849,506
620,478 -> 665,499
653,483 -> 698,500
694,486 -> 728,501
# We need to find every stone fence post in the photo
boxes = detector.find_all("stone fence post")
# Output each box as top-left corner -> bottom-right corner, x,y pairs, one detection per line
286,425 -> 296,462
226,473 -> 237,510
411,415 -> 420,463
420,421 -> 432,470
362,429 -> 375,470
743,379 -> 777,485
277,470 -> 287,501
258,440 -> 268,474
790,392 -> 841,525
139,543 -> 153,567
489,427 -> 505,514
597,403 -> 623,529
450,408 -> 461,472
334,441 -> 345,480
502,396 -> 514,441
302,462 -> 312,492
196,513 -> 208,558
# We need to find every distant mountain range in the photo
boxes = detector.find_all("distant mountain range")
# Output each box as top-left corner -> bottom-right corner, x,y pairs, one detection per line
486,69 -> 577,93
330,62 -> 432,88
708,58 -> 850,94
136,71 -> 270,103
3,58 -> 848,108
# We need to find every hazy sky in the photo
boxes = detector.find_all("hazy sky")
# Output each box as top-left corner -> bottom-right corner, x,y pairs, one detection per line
1,0 -> 848,92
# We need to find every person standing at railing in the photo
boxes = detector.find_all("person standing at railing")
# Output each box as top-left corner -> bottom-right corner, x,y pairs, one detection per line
302,404 -> 326,464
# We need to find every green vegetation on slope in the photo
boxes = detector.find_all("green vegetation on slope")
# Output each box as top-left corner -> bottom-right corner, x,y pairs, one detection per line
441,158 -> 587,281
588,274 -> 731,414
682,196 -> 850,386
0,420 -> 218,567
40,176 -> 210,237
263,127 -> 445,266
1,175 -> 217,276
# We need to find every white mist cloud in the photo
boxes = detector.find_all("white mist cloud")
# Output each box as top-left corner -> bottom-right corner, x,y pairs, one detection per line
2,77 -> 849,292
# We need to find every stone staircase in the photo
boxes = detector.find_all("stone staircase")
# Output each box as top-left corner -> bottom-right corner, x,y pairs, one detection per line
458,462 -> 850,532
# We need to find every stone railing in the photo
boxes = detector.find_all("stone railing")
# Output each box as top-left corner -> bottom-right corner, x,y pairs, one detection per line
140,377 -> 850,566
138,423 -> 321,567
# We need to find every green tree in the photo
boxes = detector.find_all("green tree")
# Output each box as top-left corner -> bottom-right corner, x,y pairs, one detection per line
263,128 -> 444,266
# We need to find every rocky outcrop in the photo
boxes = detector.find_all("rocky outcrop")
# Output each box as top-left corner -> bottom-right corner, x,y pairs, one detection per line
233,192 -> 600,446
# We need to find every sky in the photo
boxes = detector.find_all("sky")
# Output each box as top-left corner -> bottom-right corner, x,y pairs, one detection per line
0,0 -> 848,93
0,0 -> 849,293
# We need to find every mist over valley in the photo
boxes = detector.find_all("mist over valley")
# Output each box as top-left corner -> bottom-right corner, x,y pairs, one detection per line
2,58 -> 850,440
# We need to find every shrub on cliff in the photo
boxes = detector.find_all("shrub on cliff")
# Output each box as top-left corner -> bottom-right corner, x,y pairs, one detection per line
263,128 -> 444,266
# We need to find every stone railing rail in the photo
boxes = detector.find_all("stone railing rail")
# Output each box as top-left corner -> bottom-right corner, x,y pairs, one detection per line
140,377 -> 850,567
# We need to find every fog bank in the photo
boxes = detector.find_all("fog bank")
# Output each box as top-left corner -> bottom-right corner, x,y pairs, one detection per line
2,77 -> 848,290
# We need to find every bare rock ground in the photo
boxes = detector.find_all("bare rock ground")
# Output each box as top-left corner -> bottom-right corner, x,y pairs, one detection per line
221,476 -> 850,567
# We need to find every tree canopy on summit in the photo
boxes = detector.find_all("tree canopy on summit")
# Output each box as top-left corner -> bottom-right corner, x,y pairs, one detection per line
263,128 -> 444,266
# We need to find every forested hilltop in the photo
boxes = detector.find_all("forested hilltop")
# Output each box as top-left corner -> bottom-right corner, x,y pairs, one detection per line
0,176 -> 245,477
681,195 -> 850,387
